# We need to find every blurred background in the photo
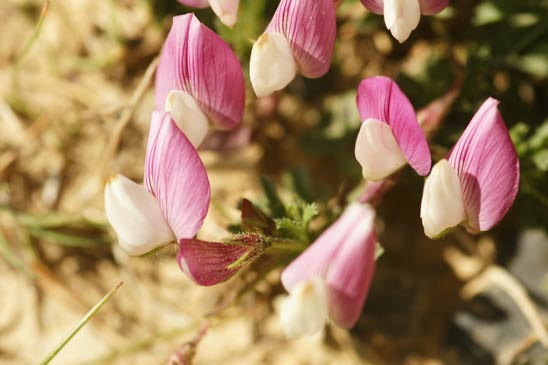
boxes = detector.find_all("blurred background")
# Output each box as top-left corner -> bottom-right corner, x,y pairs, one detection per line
0,0 -> 547,364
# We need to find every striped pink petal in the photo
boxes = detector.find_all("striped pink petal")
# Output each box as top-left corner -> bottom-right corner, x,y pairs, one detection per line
447,98 -> 519,232
324,205 -> 376,329
178,238 -> 250,286
356,76 -> 431,176
266,0 -> 336,78
155,14 -> 245,130
177,0 -> 210,8
144,111 -> 210,240
281,203 -> 377,329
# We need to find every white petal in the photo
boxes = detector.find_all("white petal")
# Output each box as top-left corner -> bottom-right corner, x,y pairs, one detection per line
104,175 -> 175,256
420,159 -> 466,238
250,32 -> 297,98
165,90 -> 209,148
280,277 -> 328,339
383,0 -> 421,43
355,118 -> 408,181
209,0 -> 239,28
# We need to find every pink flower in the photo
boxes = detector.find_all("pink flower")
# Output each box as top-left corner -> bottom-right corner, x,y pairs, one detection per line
249,0 -> 336,97
354,76 -> 431,180
420,98 -> 520,238
360,0 -> 449,43
280,203 -> 377,337
155,14 -> 245,147
178,0 -> 239,28
105,112 -> 245,285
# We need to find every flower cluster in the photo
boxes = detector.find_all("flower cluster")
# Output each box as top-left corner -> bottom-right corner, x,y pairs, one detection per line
105,14 -> 250,286
104,0 -> 520,341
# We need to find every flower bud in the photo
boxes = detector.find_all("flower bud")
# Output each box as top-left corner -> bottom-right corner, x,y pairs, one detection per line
383,0 -> 420,43
209,0 -> 239,28
360,0 -> 449,42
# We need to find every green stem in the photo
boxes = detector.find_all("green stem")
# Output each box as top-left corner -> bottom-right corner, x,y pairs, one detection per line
270,240 -> 308,253
39,282 -> 123,365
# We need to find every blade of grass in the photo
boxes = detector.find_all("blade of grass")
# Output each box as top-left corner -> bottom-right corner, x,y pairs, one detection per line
39,282 -> 123,365
27,227 -> 108,248
15,0 -> 50,68
16,212 -> 107,230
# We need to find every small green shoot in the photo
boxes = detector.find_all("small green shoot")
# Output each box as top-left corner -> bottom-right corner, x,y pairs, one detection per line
39,282 -> 123,365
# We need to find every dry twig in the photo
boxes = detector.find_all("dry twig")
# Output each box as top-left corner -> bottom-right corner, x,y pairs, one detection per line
100,56 -> 159,183
461,265 -> 548,348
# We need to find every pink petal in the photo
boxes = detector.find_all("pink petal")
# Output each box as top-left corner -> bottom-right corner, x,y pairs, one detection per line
144,111 -> 210,239
325,205 -> 376,329
448,98 -> 519,232
267,0 -> 336,79
280,206 -> 357,292
177,0 -> 210,8
419,0 -> 449,15
281,204 -> 377,329
359,0 -> 384,14
155,14 -> 245,130
359,0 -> 448,15
178,238 -> 251,286
356,76 -> 431,176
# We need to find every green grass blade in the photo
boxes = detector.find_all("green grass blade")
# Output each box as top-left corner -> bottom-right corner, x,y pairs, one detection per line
15,0 -> 50,67
39,282 -> 123,365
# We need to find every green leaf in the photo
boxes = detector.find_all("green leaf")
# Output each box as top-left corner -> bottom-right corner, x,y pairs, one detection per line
260,176 -> 286,218
275,217 -> 306,242
529,120 -> 548,151
274,201 -> 319,243
301,202 -> 319,229
287,167 -> 315,203
532,150 -> 548,171
473,2 -> 504,26
510,122 -> 531,157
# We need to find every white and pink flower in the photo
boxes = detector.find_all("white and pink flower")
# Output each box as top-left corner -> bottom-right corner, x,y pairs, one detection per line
280,203 -> 377,337
250,0 -> 337,97
420,98 -> 520,238
155,14 -> 245,147
105,112 -> 248,285
354,76 -> 432,181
